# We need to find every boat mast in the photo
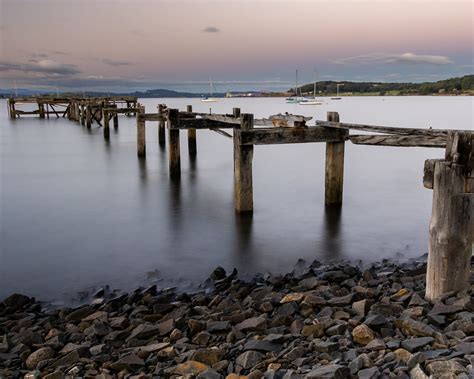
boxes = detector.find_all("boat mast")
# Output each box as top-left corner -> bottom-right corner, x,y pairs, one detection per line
295,69 -> 298,97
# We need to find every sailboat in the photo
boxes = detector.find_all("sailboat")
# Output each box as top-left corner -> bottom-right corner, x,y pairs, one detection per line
201,79 -> 218,102
286,70 -> 303,103
331,83 -> 343,100
299,71 -> 322,105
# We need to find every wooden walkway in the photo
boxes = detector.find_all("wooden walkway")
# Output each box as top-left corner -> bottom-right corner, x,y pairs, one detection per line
5,97 -> 473,301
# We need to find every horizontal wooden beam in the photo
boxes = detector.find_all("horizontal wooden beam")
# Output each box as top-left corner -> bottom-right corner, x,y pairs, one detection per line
238,126 -> 347,146
176,118 -> 236,130
211,128 -> 233,139
103,107 -> 138,113
349,134 -> 447,148
138,113 -> 166,122
316,121 -> 460,136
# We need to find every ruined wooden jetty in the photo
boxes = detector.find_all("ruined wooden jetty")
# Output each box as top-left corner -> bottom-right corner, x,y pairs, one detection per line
7,96 -> 138,138
134,104 -> 472,300
4,98 -> 473,300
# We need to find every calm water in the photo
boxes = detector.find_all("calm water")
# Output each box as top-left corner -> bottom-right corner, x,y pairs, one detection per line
0,97 -> 472,301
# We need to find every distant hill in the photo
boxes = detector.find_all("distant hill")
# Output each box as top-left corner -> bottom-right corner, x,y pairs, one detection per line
295,75 -> 474,96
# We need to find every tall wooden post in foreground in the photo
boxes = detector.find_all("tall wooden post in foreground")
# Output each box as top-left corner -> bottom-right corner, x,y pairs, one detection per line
137,104 -> 146,157
187,105 -> 197,157
168,109 -> 181,178
425,132 -> 473,301
234,113 -> 254,212
158,104 -> 166,147
325,112 -> 347,206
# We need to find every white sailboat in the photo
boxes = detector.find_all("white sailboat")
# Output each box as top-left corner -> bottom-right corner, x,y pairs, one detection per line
286,70 -> 303,103
300,71 -> 322,105
201,79 -> 218,102
331,83 -> 343,100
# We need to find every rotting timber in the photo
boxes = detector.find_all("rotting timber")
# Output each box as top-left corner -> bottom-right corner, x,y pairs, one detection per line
5,98 -> 473,301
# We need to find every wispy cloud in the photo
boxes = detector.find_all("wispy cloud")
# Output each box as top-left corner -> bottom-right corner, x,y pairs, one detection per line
202,26 -> 220,33
102,58 -> 133,67
333,52 -> 454,65
0,59 -> 81,76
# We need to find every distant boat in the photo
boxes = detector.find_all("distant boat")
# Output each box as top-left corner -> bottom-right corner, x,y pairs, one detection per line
201,79 -> 218,102
300,71 -> 322,105
331,83 -> 344,100
286,69 -> 304,103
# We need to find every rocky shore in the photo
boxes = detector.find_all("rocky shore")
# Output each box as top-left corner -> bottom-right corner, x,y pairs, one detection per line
1,256 -> 473,379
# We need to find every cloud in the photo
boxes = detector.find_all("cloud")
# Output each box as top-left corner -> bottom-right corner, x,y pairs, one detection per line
0,59 -> 80,75
102,58 -> 133,67
333,52 -> 453,65
202,26 -> 220,33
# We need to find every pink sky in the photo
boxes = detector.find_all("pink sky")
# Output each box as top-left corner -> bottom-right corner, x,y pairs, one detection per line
0,0 -> 472,91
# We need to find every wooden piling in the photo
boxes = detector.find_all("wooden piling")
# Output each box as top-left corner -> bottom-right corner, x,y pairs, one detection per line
137,104 -> 146,157
234,113 -> 254,212
113,113 -> 119,129
425,132 -> 473,301
86,103 -> 92,129
168,109 -> 181,177
38,102 -> 45,119
325,112 -> 347,206
103,109 -> 110,140
187,105 -> 197,157
233,107 -> 241,118
80,103 -> 85,125
158,104 -> 166,147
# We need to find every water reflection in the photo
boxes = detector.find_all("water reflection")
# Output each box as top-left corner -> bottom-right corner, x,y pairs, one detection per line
321,205 -> 343,261
233,213 -> 254,268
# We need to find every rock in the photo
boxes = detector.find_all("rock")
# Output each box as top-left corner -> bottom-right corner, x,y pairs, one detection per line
301,323 -> 324,338
454,341 -> 474,354
197,369 -> 224,379
48,350 -> 80,369
327,294 -> 353,306
167,360 -> 209,376
65,306 -> 95,322
365,339 -> 385,350
109,353 -> 145,372
352,300 -> 370,317
207,321 -> 231,333
409,364 -> 429,379
280,293 -> 304,304
349,353 -> 371,375
244,340 -> 282,352
407,352 -> 426,370
236,350 -> 263,369
397,318 -> 435,337
313,341 -> 338,353
1,293 -> 31,311
26,347 -> 56,369
192,348 -> 225,366
235,316 -> 267,332
352,324 -> 375,345
306,364 -> 350,378
394,348 -> 412,363
193,331 -> 212,345
128,324 -> 161,340
426,360 -> 468,375
401,337 -> 434,352
211,266 -> 227,281
357,367 -> 380,379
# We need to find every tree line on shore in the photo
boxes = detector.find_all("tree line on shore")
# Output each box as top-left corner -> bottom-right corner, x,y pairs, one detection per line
296,74 -> 474,96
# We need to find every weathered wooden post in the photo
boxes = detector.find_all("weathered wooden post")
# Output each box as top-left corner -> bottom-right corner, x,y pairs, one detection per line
38,101 -> 45,119
86,103 -> 92,129
425,132 -> 473,301
233,107 -> 241,118
8,99 -> 16,119
80,103 -> 85,125
103,108 -> 110,140
158,104 -> 166,147
168,109 -> 181,177
325,112 -> 347,206
113,111 -> 119,129
74,102 -> 80,122
137,104 -> 146,157
234,113 -> 254,212
187,105 -> 197,157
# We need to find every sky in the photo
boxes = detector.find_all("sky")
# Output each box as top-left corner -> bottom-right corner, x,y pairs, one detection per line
0,0 -> 472,92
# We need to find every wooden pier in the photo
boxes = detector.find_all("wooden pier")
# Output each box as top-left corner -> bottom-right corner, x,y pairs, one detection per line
4,97 -> 473,301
